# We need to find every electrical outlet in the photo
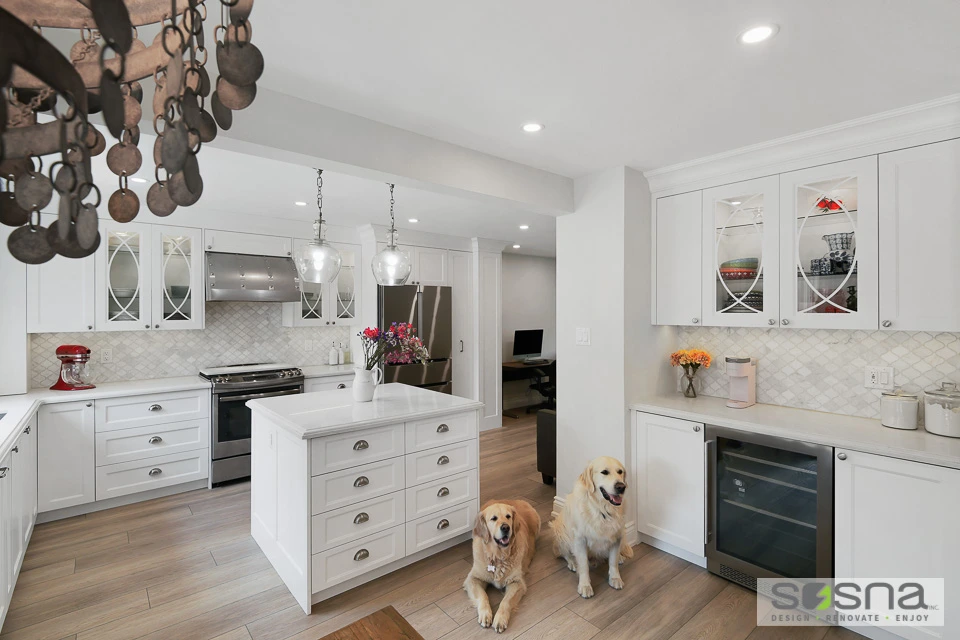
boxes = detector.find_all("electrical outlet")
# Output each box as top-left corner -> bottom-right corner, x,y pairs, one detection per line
101,348 -> 113,364
576,328 -> 591,346
864,365 -> 894,389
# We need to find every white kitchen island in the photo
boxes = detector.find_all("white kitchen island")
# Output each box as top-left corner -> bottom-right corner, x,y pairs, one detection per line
247,383 -> 483,613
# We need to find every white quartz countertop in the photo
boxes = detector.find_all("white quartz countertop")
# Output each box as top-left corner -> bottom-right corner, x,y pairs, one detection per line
632,394 -> 960,470
248,383 -> 483,439
300,364 -> 355,379
0,376 -> 210,464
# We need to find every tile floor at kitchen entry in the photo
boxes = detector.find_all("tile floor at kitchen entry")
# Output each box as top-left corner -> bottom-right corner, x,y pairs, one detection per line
3,410 -> 862,640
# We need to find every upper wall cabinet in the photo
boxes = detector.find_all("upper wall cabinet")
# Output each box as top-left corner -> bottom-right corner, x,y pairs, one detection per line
205,229 -> 292,258
283,242 -> 360,327
412,247 -> 448,286
27,214 -> 96,333
778,157 -> 878,330
654,191 -> 702,326
152,226 -> 205,330
701,177 -> 780,328
879,139 -> 960,333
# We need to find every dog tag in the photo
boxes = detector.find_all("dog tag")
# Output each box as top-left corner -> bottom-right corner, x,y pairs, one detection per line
487,565 -> 495,573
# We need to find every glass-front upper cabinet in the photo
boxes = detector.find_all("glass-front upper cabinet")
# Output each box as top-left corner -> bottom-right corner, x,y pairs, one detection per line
282,240 -> 360,327
779,157 -> 878,330
96,222 -> 152,331
152,226 -> 204,330
332,245 -> 358,325
701,176 -> 780,327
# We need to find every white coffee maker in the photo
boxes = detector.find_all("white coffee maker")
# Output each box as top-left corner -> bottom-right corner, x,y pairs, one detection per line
725,356 -> 756,409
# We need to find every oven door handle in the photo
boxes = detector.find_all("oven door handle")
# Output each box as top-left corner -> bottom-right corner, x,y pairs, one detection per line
217,387 -> 302,403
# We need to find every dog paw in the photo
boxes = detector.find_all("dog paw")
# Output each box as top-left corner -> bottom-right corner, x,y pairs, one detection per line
478,609 -> 493,628
609,575 -> 624,590
578,582 -> 594,599
618,554 -> 626,565
493,612 -> 509,633
565,559 -> 576,572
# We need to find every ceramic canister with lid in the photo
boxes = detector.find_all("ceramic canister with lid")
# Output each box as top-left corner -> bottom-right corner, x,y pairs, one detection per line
880,388 -> 920,430
924,382 -> 960,438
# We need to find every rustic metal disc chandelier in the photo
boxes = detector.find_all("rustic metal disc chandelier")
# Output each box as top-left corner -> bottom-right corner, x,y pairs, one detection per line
0,0 -> 264,265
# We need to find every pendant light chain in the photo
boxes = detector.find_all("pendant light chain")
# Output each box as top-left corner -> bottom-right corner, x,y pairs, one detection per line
314,168 -> 324,240
388,183 -> 396,233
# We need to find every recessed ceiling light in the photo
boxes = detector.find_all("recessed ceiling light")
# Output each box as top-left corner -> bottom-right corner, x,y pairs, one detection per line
294,201 -> 307,206
738,24 -> 778,44
408,218 -> 419,223
730,201 -> 741,205
512,244 -> 521,249
519,224 -> 529,230
522,123 -> 544,133
129,177 -> 148,183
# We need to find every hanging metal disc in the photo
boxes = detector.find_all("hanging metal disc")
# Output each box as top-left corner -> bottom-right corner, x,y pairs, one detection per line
198,66 -> 211,97
8,224 -> 56,264
216,77 -> 256,110
216,41 -> 264,87
146,182 -> 177,217
75,204 -> 99,249
0,192 -> 29,227
106,143 -> 143,176
153,136 -> 163,165
161,120 -> 189,174
122,94 -> 142,128
129,80 -> 144,103
15,172 -> 53,211
211,91 -> 233,130
122,125 -> 140,147
0,157 -> 31,180
86,87 -> 103,115
167,49 -> 184,99
108,188 -> 140,222
167,171 -> 202,207
182,152 -> 201,194
48,220 -> 100,258
91,0 -> 134,53
100,72 -> 125,139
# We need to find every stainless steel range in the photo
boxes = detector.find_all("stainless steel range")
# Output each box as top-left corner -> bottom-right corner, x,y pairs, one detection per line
199,363 -> 304,484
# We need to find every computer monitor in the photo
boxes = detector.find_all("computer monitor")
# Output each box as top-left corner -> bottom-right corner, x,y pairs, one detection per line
512,329 -> 544,361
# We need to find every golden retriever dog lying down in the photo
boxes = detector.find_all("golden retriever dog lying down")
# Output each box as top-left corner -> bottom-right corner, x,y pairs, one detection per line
550,456 -> 633,598
463,499 -> 541,633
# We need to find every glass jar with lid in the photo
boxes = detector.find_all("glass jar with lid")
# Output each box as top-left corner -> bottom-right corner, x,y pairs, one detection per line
924,381 -> 960,438
880,388 -> 920,430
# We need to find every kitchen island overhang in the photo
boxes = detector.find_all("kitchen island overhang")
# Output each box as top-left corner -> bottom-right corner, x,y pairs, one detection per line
247,383 -> 483,613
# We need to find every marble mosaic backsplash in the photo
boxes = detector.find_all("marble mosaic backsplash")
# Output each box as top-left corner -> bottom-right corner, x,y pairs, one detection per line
30,302 -> 351,389
676,327 -> 960,419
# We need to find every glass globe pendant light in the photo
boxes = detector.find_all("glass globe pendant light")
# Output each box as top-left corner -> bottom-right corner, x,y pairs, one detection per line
371,183 -> 413,286
295,169 -> 342,284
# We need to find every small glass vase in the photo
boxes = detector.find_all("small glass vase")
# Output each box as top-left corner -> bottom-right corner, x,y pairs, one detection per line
681,367 -> 699,398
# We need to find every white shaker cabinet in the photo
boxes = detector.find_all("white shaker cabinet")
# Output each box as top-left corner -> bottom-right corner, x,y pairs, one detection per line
38,401 -> 96,512
654,191 -> 702,326
205,229 -> 292,258
879,139 -> 960,333
151,226 -> 205,331
835,449 -> 960,640
449,250 -> 476,400
412,247 -> 448,286
0,447 -> 12,624
283,242 -> 360,328
633,412 -> 706,558
778,157 -> 879,330
27,214 -> 96,333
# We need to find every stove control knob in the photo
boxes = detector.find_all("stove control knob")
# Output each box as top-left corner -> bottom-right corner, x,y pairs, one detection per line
294,369 -> 303,376
279,371 -> 287,378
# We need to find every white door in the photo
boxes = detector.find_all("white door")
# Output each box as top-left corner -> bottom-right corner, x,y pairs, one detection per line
152,226 -> 204,330
96,222 -> 153,331
414,247 -> 448,286
449,250 -> 475,399
27,215 -> 96,333
779,157 -> 879,330
835,449 -> 960,640
702,177 -> 780,328
879,139 -> 960,333
330,243 -> 360,326
282,238 -> 329,328
38,401 -> 96,512
634,412 -> 706,557
655,191 -> 703,326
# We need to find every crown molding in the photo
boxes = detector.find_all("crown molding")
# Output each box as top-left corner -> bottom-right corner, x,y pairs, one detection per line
472,238 -> 508,254
644,94 -> 960,196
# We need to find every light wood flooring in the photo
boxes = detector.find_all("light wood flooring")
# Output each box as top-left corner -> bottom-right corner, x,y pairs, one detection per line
4,410 -> 863,640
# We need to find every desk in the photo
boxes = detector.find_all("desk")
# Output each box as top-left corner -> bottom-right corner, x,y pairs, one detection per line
502,359 -> 556,419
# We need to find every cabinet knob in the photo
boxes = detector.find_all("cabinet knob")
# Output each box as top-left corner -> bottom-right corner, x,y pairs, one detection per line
693,426 -> 701,432
437,455 -> 450,466
337,384 -> 346,390
148,436 -> 163,444
436,423 -> 449,433
837,453 -> 847,461
882,320 -> 892,328
691,318 -> 699,324
207,245 -> 212,250
781,319 -> 790,326
88,325 -> 93,330
353,440 -> 369,451
332,321 -> 336,325
23,426 -> 30,435
0,467 -> 7,479
148,404 -> 162,412
145,324 -> 150,329
354,475 -> 370,488
354,549 -> 369,562
437,519 -> 450,530
768,319 -> 776,326
148,467 -> 162,476
353,512 -> 369,525
287,251 -> 291,256
155,324 -> 160,329
325,321 -> 330,325
85,402 -> 93,407
11,446 -> 18,454
437,486 -> 450,498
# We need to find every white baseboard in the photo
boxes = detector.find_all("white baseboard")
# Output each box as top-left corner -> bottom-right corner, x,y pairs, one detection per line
36,479 -> 209,523
636,532 -> 707,568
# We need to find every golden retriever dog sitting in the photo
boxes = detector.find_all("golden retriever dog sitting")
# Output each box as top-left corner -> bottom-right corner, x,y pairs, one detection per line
463,499 -> 541,633
550,456 -> 633,598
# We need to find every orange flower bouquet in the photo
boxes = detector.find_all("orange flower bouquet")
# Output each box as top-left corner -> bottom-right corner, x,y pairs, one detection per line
670,349 -> 712,398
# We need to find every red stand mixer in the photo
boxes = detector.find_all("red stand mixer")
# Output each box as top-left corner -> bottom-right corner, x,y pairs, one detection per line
50,345 -> 96,391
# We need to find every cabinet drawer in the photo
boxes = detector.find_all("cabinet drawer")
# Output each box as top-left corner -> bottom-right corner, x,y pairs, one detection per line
95,390 -> 209,432
405,411 -> 477,452
405,469 -> 478,520
311,457 -> 404,515
405,439 -> 477,486
405,500 -> 477,556
304,376 -> 353,394
312,525 -> 405,592
312,491 -> 405,553
96,419 -> 208,466
310,423 -> 404,476
96,449 -> 208,501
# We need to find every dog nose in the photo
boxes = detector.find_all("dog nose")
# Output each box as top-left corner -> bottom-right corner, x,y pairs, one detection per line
500,524 -> 510,533
614,482 -> 626,493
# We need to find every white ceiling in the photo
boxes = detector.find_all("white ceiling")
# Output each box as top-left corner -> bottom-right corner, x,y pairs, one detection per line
253,0 -> 960,177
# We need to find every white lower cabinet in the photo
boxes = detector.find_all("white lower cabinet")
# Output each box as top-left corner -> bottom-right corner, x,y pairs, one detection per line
312,525 -> 406,593
38,401 -> 96,512
835,449 -> 960,640
0,417 -> 39,630
405,500 -> 476,555
304,376 -> 353,394
96,449 -> 209,501
0,448 -> 12,625
633,412 -> 706,558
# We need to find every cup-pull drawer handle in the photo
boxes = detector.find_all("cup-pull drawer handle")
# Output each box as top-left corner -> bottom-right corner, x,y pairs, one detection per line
437,455 -> 450,466
436,424 -> 449,433
353,440 -> 369,451
148,436 -> 163,444
354,549 -> 370,561
148,404 -> 162,412
148,468 -> 162,476
354,476 -> 370,488
337,384 -> 346,389
353,512 -> 369,525
437,519 -> 450,530
437,487 -> 450,498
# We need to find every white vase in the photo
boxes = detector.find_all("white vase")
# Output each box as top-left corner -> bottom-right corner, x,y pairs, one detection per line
352,367 -> 383,402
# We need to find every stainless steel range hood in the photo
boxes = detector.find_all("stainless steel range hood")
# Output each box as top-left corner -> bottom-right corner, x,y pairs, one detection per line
205,252 -> 302,302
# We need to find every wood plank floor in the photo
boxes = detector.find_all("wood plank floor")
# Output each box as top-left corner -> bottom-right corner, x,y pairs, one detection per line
4,410 -> 864,640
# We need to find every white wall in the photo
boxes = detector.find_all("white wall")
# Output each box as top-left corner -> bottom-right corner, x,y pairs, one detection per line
501,253 -> 556,409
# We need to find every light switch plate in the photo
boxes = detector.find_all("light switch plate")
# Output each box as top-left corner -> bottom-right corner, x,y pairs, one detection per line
576,328 -> 591,346
864,365 -> 894,389
101,348 -> 113,364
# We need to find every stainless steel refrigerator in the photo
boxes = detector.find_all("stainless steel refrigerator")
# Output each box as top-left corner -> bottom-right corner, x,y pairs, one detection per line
378,285 -> 453,393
